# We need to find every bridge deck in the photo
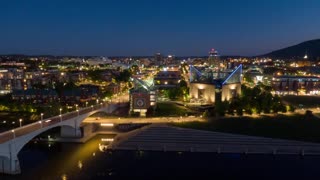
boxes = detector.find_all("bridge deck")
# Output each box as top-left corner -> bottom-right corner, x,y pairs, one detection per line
0,103 -> 109,144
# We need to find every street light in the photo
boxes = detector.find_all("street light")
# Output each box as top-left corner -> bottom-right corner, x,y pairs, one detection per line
19,119 -> 22,127
60,108 -> 62,116
75,104 -> 78,110
41,113 -> 44,121
39,120 -> 43,128
77,109 -> 79,116
86,101 -> 88,107
11,130 -> 15,138
91,105 -> 94,111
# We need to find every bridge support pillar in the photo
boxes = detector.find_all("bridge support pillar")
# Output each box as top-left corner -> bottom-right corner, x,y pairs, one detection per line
0,143 -> 21,174
60,126 -> 82,138
0,156 -> 21,175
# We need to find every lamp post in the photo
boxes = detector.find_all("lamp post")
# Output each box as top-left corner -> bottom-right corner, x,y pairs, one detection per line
74,119 -> 77,136
60,108 -> 62,116
91,105 -> 94,111
41,113 -> 44,121
86,101 -> 88,107
19,119 -> 22,127
75,110 -> 79,137
12,130 -> 15,139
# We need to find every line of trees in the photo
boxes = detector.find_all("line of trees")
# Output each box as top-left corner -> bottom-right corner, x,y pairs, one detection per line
162,80 -> 189,100
210,83 -> 294,117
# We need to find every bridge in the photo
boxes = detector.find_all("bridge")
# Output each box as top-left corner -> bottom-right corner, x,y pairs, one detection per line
0,102 -> 123,174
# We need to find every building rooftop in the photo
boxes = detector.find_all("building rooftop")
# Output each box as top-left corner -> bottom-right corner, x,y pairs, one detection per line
190,65 -> 242,86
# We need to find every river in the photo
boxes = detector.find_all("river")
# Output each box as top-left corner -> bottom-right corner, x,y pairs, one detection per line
1,134 -> 320,179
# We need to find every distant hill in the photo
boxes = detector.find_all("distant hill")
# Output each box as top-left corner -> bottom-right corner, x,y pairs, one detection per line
261,39 -> 320,60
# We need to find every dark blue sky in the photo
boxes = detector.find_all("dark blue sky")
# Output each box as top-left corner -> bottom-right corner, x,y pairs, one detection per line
1,0 -> 320,56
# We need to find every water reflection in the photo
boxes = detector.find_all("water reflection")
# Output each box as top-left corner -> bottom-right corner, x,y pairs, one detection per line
3,133 -> 320,179
61,173 -> 67,180
98,143 -> 108,152
9,134 -> 116,180
98,138 -> 113,152
77,160 -> 83,170
58,134 -> 115,175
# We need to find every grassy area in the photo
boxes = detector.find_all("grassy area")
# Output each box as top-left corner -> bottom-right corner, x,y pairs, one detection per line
172,114 -> 320,143
153,102 -> 199,117
281,95 -> 320,108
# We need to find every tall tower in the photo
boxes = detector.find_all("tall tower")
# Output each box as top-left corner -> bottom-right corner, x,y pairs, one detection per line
154,53 -> 163,65
208,48 -> 220,70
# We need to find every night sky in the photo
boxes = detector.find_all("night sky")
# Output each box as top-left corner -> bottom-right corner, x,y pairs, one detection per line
0,0 -> 320,56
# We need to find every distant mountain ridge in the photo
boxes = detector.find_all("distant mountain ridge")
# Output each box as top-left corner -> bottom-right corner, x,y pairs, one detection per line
262,39 -> 320,60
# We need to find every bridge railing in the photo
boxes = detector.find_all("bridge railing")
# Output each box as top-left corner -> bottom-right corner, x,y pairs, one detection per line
0,102 -> 111,144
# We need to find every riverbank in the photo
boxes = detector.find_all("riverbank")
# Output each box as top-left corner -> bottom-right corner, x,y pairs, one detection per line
37,123 -> 150,143
172,114 -> 320,143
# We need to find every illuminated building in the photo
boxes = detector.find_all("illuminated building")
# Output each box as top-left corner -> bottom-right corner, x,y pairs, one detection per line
165,55 -> 175,65
244,66 -> 265,84
129,78 -> 157,117
272,75 -> 320,95
189,58 -> 242,104
154,71 -> 181,89
208,48 -> 220,69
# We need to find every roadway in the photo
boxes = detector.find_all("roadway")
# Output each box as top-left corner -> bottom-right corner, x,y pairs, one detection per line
0,91 -> 131,144
83,116 -> 205,124
0,103 -> 113,144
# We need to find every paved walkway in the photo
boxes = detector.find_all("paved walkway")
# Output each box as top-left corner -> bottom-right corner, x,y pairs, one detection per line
110,124 -> 320,155
83,116 -> 204,124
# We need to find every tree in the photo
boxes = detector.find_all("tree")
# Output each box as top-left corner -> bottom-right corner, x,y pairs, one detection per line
179,80 -> 189,101
261,92 -> 273,113
179,80 -> 188,88
288,105 -> 296,113
243,73 -> 254,83
167,88 -> 181,100
103,90 -> 113,99
203,110 -> 209,118
215,101 -> 228,117
130,64 -> 139,75
115,69 -> 131,82
236,105 -> 243,116
88,70 -> 103,81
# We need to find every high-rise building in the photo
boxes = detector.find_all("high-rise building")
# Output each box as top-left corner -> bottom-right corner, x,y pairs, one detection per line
208,48 -> 220,69
154,53 -> 163,65
166,55 -> 175,65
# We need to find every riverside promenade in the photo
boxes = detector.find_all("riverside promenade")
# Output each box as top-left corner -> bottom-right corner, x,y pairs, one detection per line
110,124 -> 320,155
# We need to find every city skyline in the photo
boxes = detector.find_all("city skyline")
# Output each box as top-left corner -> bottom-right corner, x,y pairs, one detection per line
1,0 -> 320,56
1,1 -> 320,177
